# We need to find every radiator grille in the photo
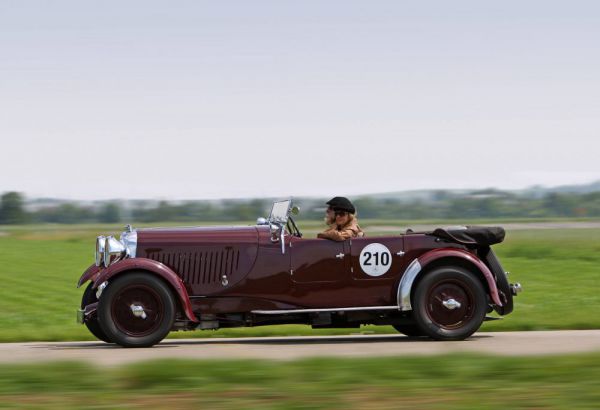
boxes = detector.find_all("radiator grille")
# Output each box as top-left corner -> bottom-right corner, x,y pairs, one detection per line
147,248 -> 240,285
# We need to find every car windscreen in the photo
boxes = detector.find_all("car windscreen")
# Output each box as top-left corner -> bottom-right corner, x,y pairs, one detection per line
269,200 -> 291,224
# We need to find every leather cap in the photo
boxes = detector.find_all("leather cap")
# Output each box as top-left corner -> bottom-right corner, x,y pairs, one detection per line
326,197 -> 356,214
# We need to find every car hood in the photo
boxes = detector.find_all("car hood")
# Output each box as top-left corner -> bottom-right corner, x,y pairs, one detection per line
136,225 -> 259,247
135,226 -> 260,293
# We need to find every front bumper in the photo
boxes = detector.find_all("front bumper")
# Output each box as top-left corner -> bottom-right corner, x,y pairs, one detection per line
76,302 -> 98,324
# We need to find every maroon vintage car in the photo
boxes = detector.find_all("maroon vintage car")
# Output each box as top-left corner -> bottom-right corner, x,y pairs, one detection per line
77,199 -> 521,347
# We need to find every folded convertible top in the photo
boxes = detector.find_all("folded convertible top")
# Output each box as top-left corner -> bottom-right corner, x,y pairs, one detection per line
430,226 -> 506,246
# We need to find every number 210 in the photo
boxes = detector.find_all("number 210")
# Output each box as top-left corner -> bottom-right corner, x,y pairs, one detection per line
363,251 -> 390,266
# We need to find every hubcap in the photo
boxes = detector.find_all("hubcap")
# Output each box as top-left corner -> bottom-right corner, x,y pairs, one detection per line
130,304 -> 147,319
426,279 -> 475,330
111,284 -> 164,337
442,298 -> 462,310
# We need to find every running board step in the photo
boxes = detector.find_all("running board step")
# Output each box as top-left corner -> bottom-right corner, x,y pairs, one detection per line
252,306 -> 400,315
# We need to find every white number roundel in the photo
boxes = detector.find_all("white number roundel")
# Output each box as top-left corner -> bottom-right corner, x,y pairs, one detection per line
359,243 -> 392,277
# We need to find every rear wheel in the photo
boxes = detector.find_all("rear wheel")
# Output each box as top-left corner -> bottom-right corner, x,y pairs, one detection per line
412,266 -> 486,341
81,283 -> 112,343
97,272 -> 176,348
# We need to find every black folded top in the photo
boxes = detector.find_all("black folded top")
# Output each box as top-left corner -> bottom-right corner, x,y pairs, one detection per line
430,226 -> 506,246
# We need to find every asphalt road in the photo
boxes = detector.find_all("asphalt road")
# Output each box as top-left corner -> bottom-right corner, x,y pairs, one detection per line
1,330 -> 599,366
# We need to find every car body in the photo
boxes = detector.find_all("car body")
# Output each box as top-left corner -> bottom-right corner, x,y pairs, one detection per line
77,199 -> 522,347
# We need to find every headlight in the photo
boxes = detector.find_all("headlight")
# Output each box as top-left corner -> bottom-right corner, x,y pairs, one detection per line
103,236 -> 126,267
95,226 -> 138,267
95,236 -> 106,267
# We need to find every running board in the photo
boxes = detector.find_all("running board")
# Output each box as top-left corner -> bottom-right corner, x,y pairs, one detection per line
251,306 -> 400,315
484,316 -> 503,321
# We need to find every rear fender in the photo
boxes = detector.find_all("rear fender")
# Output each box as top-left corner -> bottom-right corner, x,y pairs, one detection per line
91,258 -> 198,322
397,248 -> 502,311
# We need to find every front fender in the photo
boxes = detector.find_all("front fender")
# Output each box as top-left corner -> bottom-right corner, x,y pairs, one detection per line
91,258 -> 198,323
397,248 -> 502,311
77,264 -> 101,288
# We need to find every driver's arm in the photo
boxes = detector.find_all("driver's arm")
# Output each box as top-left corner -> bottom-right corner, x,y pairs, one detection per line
317,228 -> 354,242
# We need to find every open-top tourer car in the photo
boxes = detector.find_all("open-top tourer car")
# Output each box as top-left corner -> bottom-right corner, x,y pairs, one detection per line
77,199 -> 521,347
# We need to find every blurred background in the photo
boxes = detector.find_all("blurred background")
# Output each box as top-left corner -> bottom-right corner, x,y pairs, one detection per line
1,0 -> 599,408
2,183 -> 600,225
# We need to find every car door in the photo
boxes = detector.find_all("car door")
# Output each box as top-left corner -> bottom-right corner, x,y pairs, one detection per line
290,237 -> 349,283
350,236 -> 406,281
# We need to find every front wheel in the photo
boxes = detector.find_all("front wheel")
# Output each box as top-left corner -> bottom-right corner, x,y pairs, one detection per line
412,266 -> 486,341
97,272 -> 176,348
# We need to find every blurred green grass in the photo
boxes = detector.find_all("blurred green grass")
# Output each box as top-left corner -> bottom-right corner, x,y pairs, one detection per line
0,221 -> 599,342
1,353 -> 600,409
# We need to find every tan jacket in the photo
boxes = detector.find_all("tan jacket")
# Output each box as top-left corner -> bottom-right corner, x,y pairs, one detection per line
317,219 -> 364,242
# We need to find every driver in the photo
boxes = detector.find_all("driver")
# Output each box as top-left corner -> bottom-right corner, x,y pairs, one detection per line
317,196 -> 364,241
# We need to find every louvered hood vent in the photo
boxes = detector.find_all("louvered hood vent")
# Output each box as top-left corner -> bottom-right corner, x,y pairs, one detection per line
136,226 -> 259,291
147,248 -> 241,285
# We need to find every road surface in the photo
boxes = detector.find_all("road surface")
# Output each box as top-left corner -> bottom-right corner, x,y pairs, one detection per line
1,330 -> 599,366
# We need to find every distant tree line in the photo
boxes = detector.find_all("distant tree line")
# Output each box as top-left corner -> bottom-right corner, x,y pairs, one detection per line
1,190 -> 600,225
350,190 -> 600,220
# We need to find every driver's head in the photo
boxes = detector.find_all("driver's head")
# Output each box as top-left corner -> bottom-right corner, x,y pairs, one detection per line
325,197 -> 356,225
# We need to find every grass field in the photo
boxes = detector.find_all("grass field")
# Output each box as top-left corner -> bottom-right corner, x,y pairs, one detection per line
1,353 -> 600,409
0,220 -> 599,342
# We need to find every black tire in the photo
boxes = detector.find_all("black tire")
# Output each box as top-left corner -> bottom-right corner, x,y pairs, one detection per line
392,324 -> 425,337
412,266 -> 486,341
81,283 -> 112,343
97,272 -> 176,348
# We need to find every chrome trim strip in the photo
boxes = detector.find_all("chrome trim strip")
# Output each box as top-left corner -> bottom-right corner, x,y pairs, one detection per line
251,305 -> 400,315
397,258 -> 422,311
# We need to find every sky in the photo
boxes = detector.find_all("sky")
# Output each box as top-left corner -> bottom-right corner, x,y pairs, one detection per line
0,1 -> 598,200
